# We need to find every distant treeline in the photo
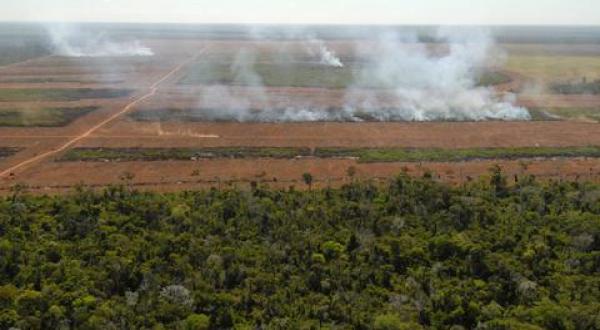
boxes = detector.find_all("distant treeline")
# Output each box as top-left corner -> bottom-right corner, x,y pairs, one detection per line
1,169 -> 599,329
0,25 -> 51,65
2,23 -> 600,44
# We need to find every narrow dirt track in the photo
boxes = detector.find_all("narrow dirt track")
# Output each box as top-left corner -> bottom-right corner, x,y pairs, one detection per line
0,52 -> 202,178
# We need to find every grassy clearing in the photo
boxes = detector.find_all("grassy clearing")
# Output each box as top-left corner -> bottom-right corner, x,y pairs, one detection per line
0,107 -> 98,127
61,147 -> 312,162
315,146 -> 600,163
0,77 -> 125,84
551,80 -> 600,95
0,89 -> 132,102
475,71 -> 512,87
129,107 -> 355,122
0,37 -> 49,66
180,58 -> 512,89
527,108 -> 564,121
180,61 -> 357,89
532,107 -> 600,122
506,55 -> 600,81
130,108 -> 222,122
528,107 -> 600,122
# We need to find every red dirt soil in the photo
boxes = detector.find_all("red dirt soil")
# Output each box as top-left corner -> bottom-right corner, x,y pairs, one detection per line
3,157 -> 600,195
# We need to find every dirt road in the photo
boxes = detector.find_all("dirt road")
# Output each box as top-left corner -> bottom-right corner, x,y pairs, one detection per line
0,51 -> 203,178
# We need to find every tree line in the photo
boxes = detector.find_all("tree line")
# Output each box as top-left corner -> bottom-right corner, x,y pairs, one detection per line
0,168 -> 599,329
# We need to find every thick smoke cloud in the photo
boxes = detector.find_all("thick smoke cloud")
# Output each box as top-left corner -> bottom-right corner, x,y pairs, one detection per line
192,26 -> 529,122
345,28 -> 530,121
47,24 -> 154,57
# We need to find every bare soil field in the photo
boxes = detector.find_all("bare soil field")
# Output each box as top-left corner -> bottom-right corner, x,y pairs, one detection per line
1,38 -> 600,194
86,120 -> 600,149
4,157 -> 600,195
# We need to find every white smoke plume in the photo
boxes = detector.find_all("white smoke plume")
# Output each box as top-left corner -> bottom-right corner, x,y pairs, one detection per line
47,24 -> 154,57
307,39 -> 344,67
197,49 -> 269,122
344,27 -> 530,121
189,27 -> 529,122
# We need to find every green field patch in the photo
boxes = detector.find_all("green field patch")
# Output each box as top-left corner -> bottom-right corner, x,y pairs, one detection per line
475,71 -> 512,87
0,107 -> 98,127
0,37 -> 49,66
129,107 -> 353,122
530,107 -> 600,122
61,146 -> 600,163
180,61 -> 358,89
181,59 -> 513,90
526,108 -> 564,121
0,88 -> 132,102
506,55 -> 600,81
315,146 -> 600,163
61,147 -> 312,162
130,108 -> 223,122
0,77 -> 125,84
551,80 -> 600,95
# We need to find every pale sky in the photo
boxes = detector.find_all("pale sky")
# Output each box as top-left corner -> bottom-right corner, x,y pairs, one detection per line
2,0 -> 599,25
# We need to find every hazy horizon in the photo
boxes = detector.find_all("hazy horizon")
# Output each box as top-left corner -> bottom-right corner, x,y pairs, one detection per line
2,0 -> 600,26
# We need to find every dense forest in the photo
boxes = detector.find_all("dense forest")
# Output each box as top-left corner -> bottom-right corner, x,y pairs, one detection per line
1,168 -> 599,329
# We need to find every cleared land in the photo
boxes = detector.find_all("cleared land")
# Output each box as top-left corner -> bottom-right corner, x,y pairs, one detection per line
1,33 -> 600,193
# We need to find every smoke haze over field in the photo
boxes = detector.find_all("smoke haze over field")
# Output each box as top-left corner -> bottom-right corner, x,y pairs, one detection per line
190,27 -> 530,122
47,24 -> 154,57
344,28 -> 530,121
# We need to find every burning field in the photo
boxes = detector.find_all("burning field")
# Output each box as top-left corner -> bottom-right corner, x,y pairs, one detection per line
1,24 -> 600,193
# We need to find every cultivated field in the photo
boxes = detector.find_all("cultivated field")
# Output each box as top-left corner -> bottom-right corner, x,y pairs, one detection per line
1,25 -> 600,193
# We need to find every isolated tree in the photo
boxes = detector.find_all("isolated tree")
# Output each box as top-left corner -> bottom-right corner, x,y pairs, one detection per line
346,166 -> 357,181
489,164 -> 508,197
302,172 -> 313,190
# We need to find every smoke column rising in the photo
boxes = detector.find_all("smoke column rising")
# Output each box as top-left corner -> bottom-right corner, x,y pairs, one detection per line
344,28 -> 530,121
307,39 -> 344,67
192,27 -> 530,122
